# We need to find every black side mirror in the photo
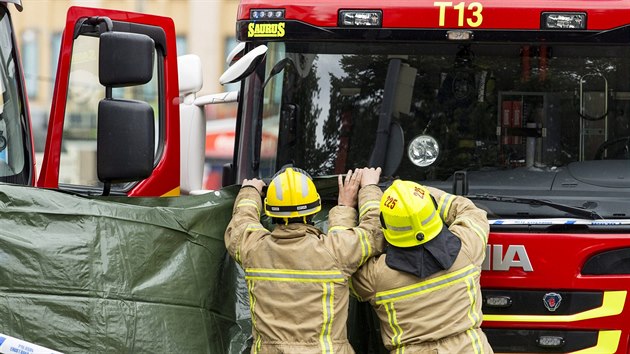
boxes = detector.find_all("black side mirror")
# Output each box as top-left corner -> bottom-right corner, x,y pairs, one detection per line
96,30 -> 156,195
99,31 -> 154,86
97,99 -> 154,185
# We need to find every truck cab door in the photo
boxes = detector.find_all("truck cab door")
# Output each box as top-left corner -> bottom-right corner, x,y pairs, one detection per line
37,6 -> 180,196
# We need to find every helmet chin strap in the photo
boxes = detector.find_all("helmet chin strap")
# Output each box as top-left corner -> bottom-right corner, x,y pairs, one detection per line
282,216 -> 308,225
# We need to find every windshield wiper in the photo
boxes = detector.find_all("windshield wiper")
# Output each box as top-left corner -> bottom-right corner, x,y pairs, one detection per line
467,194 -> 603,220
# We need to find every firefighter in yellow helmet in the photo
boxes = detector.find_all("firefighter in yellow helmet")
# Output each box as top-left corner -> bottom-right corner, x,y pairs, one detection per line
351,180 -> 494,354
225,166 -> 385,353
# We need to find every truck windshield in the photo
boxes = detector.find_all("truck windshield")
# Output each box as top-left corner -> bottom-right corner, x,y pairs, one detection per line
255,41 -> 630,219
0,6 -> 30,185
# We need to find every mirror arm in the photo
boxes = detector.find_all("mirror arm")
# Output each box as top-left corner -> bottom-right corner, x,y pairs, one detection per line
368,58 -> 402,169
88,16 -> 114,32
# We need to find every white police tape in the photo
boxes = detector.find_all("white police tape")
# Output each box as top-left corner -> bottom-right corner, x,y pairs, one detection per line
0,333 -> 63,354
490,218 -> 630,225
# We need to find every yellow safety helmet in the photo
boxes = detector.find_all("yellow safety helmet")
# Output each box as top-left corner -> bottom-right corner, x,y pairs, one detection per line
264,167 -> 321,219
380,180 -> 443,248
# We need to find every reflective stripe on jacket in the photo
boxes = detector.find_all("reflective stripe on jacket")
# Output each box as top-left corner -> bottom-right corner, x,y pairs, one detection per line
351,187 -> 493,354
225,185 -> 385,353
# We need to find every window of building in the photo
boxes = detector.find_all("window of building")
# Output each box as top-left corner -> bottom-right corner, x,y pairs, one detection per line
21,29 -> 38,99
50,32 -> 61,82
176,35 -> 187,56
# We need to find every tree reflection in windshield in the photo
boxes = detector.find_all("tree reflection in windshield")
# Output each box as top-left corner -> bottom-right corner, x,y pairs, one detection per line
265,41 -> 630,184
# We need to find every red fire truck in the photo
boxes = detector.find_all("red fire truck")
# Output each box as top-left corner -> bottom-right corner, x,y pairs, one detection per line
3,0 -> 630,351
220,0 -> 630,352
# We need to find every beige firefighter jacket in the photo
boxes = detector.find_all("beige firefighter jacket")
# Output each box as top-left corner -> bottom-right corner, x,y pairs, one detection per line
351,187 -> 493,354
225,184 -> 385,354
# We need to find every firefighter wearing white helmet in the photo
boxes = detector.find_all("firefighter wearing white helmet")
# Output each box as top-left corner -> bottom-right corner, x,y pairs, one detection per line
351,180 -> 494,354
225,166 -> 385,353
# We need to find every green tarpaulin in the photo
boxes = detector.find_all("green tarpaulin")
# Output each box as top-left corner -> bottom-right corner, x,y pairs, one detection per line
0,181 -> 385,353
0,183 -> 252,353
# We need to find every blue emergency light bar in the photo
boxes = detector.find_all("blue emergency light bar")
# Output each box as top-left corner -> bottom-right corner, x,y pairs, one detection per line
251,9 -> 285,20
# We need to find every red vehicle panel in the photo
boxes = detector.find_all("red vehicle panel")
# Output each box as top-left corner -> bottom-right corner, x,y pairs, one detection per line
237,0 -> 630,31
232,0 -> 630,352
